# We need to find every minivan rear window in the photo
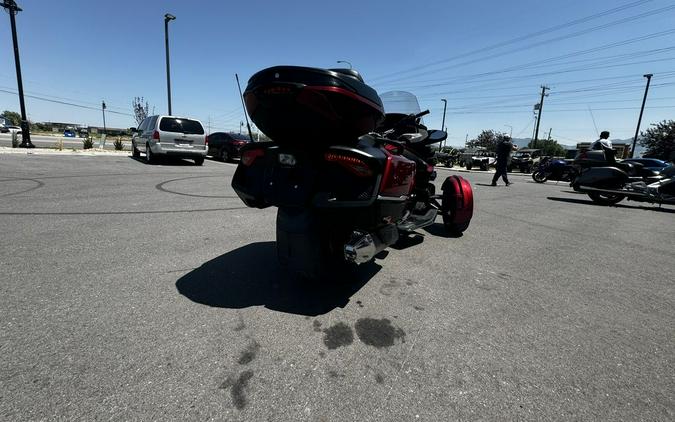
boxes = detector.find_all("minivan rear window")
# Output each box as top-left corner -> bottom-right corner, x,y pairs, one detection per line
159,118 -> 204,134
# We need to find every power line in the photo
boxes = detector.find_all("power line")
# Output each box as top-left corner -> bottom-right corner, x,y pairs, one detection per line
0,88 -> 134,117
369,0 -> 655,82
373,5 -> 675,85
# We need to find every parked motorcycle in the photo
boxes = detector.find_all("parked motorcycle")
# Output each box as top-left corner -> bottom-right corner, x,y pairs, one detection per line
532,157 -> 577,183
571,146 -> 674,205
231,67 -> 473,279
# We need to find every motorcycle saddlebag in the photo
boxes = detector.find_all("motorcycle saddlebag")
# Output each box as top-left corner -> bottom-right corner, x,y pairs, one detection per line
243,66 -> 385,146
575,166 -> 629,187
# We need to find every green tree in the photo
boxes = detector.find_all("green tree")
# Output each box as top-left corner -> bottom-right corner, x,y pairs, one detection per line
1,110 -> 21,126
528,138 -> 566,157
639,120 -> 675,161
467,130 -> 509,152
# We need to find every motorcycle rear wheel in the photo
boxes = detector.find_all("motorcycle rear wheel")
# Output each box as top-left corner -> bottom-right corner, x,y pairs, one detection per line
276,207 -> 353,280
532,171 -> 547,183
587,192 -> 625,205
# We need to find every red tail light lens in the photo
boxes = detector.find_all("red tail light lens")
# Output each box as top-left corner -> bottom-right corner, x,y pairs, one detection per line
241,148 -> 265,166
324,152 -> 373,177
205,135 -> 209,146
152,130 -> 160,140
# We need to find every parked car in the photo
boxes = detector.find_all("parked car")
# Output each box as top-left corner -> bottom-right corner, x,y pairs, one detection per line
207,132 -> 252,162
5,125 -> 21,135
63,129 -> 76,137
620,158 -> 670,173
0,125 -> 8,133
509,148 -> 542,173
131,115 -> 207,165
464,150 -> 496,170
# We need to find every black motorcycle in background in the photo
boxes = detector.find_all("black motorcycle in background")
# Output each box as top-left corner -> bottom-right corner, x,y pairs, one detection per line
571,146 -> 675,206
532,157 -> 577,183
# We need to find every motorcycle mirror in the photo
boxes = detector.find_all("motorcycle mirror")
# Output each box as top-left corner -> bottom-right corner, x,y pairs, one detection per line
428,130 -> 447,142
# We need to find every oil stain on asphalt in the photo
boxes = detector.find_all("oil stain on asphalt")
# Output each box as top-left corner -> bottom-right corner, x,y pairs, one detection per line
322,322 -> 354,349
237,341 -> 260,365
355,318 -> 406,348
220,371 -> 254,410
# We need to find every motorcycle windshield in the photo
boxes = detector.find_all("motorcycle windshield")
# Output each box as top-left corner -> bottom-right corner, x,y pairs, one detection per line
380,91 -> 422,116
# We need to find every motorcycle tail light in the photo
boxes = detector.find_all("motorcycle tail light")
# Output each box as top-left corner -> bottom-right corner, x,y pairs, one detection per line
241,148 -> 265,166
324,152 -> 373,177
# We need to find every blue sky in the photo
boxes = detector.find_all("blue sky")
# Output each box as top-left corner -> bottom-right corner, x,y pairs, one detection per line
1,0 -> 674,146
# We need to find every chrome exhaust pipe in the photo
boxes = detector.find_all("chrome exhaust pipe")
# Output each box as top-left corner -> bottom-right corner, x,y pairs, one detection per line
344,230 -> 385,264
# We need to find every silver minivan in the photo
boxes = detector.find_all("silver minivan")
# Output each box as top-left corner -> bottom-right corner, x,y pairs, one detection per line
131,115 -> 208,165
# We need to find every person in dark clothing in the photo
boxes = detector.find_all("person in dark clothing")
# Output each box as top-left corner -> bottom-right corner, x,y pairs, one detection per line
491,136 -> 513,186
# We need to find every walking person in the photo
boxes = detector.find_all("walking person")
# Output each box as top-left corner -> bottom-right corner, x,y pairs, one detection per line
491,135 -> 513,186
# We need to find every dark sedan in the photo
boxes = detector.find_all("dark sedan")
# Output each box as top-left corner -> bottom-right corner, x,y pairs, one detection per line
207,132 -> 251,162
621,158 -> 670,172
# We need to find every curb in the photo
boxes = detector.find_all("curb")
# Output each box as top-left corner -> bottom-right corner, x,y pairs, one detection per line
436,166 -> 533,177
0,146 -> 130,156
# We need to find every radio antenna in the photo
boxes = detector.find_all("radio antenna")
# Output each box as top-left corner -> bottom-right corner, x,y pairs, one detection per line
235,73 -> 255,142
587,105 -> 599,136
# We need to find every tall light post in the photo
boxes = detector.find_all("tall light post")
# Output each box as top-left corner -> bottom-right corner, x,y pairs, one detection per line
1,0 -> 33,148
631,73 -> 653,158
336,60 -> 352,69
164,13 -> 176,115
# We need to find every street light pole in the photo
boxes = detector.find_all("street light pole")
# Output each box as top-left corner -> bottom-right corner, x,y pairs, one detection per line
631,73 -> 653,158
336,60 -> 352,69
164,13 -> 176,115
2,0 -> 33,148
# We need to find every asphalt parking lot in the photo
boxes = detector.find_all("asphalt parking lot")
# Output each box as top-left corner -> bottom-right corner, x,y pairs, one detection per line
1,153 -> 673,421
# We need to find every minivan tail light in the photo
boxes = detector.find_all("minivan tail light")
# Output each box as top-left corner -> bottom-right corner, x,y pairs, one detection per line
152,130 -> 160,140
241,148 -> 265,166
205,135 -> 209,146
324,152 -> 373,177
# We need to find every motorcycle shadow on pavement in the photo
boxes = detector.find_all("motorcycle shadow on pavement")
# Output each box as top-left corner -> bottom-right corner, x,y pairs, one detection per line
547,196 -> 675,213
175,241 -> 381,316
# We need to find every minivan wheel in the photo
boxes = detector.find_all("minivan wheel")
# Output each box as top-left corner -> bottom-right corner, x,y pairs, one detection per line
194,157 -> 204,166
145,144 -> 154,164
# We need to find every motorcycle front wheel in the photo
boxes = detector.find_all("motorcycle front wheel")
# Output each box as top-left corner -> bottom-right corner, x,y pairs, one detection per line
532,171 -> 547,183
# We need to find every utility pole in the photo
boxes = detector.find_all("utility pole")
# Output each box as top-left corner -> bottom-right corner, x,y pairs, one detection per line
547,128 -> 552,141
164,13 -> 176,115
504,124 -> 513,137
631,73 -> 653,158
100,101 -> 106,148
534,85 -> 550,146
2,0 -> 33,148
